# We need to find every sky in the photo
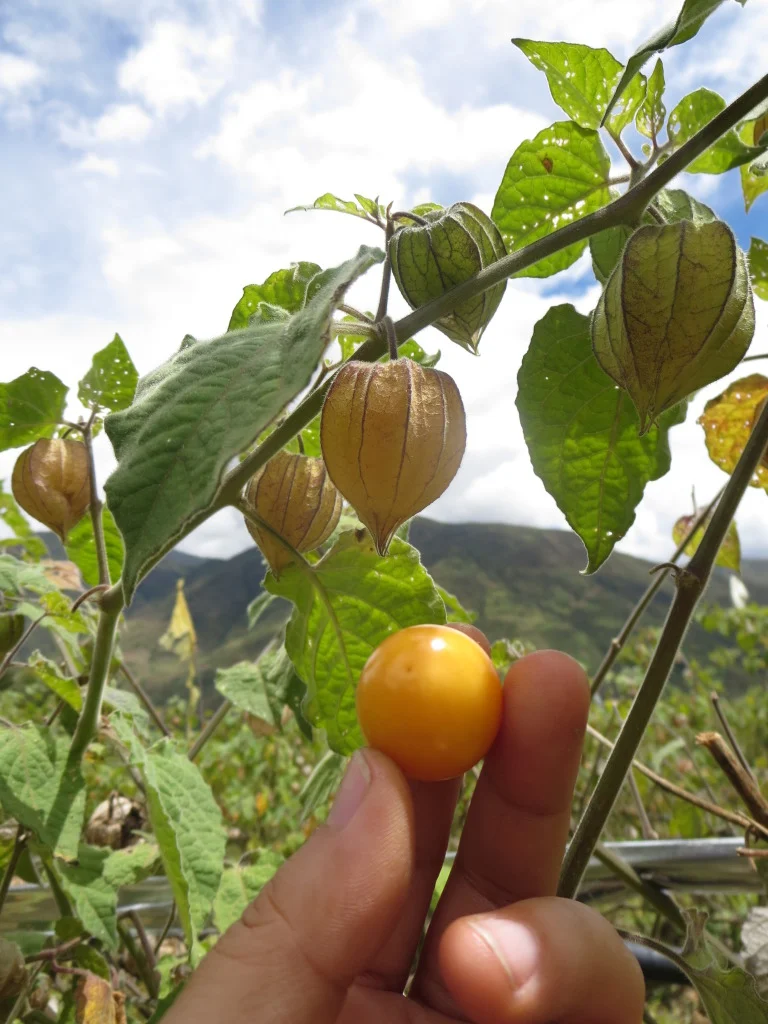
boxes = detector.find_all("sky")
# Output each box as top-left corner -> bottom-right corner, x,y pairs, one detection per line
1,0 -> 768,565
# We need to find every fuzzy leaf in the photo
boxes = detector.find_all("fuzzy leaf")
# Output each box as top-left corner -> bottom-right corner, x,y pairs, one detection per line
265,531 -> 446,754
299,751 -> 345,819
603,0 -> 744,125
492,120 -> 612,278
65,507 -> 125,587
212,853 -> 283,933
517,304 -> 686,572
0,726 -> 85,859
78,335 -> 138,414
0,368 -> 68,453
285,193 -> 386,223
104,247 -> 383,603
29,653 -> 83,710
699,374 -> 768,492
669,88 -> 765,173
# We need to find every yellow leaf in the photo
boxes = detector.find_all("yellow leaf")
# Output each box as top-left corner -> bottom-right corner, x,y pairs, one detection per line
698,374 -> 768,491
159,579 -> 197,660
75,973 -> 117,1024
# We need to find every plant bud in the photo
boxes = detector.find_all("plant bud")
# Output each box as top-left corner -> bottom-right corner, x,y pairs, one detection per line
0,614 -> 24,657
12,438 -> 91,542
592,219 -> 754,432
320,359 -> 466,554
389,202 -> 506,353
243,451 -> 342,576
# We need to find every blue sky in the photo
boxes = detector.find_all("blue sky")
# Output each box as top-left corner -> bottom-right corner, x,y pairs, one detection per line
1,0 -> 767,563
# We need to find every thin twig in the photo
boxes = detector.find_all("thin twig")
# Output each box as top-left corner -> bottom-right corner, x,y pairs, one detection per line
591,487 -> 724,696
627,768 -> 659,840
123,911 -> 159,999
593,842 -> 685,933
71,584 -> 110,613
710,692 -> 755,781
119,662 -> 171,737
741,352 -> 768,362
0,826 -> 25,915
0,613 -> 47,680
24,935 -> 82,964
608,127 -> 640,169
83,410 -> 111,588
153,904 -> 177,957
188,699 -> 232,761
697,731 -> 768,830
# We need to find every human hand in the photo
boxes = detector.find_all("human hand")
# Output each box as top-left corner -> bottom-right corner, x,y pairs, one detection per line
165,628 -> 645,1023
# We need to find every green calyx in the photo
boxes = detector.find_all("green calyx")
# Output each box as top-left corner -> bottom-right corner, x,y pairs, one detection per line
389,202 -> 507,353
592,218 -> 755,433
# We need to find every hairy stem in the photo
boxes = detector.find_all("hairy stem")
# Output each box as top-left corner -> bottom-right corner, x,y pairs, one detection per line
68,593 -> 122,764
590,487 -> 724,696
559,396 -> 768,898
84,413 -> 111,588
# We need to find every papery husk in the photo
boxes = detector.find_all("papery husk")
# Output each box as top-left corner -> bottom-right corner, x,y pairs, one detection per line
12,438 -> 91,541
320,359 -> 466,554
243,451 -> 342,576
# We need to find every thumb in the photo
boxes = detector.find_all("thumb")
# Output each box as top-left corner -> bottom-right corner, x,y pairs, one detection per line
165,749 -> 415,1024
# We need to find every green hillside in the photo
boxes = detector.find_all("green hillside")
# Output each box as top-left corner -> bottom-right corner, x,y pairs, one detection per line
108,519 -> 768,699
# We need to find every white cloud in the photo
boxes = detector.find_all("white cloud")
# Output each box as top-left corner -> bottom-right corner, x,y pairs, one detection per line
0,53 -> 42,93
60,104 -> 153,148
76,154 -> 120,177
118,21 -> 235,115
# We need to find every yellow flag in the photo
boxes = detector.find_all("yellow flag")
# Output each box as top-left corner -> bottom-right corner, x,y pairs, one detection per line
159,579 -> 197,662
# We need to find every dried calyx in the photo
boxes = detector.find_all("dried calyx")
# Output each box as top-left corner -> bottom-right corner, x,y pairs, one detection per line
320,358 -> 466,555
390,202 -> 506,353
242,450 -> 342,576
592,219 -> 754,433
12,438 -> 91,542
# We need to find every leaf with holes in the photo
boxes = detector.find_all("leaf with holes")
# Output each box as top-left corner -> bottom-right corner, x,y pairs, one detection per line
636,59 -> 666,140
78,335 -> 138,414
602,0 -> 745,125
265,531 -> 446,753
750,238 -> 768,300
699,375 -> 768,492
0,369 -> 68,453
0,726 -> 86,860
672,514 -> 741,573
740,121 -> 768,212
285,192 -> 386,223
228,262 -> 323,331
669,89 -> 765,173
517,304 -> 687,572
492,120 -> 612,278
104,246 -> 383,604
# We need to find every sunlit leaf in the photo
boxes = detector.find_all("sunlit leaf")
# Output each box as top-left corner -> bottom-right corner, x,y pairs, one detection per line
0,368 -> 68,453
492,121 -> 612,277
749,238 -> 768,300
668,88 -> 765,173
65,506 -> 125,586
78,334 -> 138,414
212,853 -> 283,933
739,121 -> 768,212
227,262 -> 323,331
285,192 -> 386,223
636,59 -> 666,140
672,513 -> 741,573
699,374 -> 768,492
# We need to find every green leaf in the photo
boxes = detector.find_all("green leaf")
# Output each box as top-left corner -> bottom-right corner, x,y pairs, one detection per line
627,915 -> 768,1023
266,531 -> 446,754
215,646 -> 300,729
602,0 -> 744,125
227,262 -> 322,331
397,338 -> 440,368
285,192 -> 386,223
245,592 -> 277,630
740,121 -> 768,211
299,750 -> 345,820
672,513 -> 741,573
516,304 -> 686,572
492,120 -> 612,278
64,506 -> 124,587
606,71 -> 647,136
590,226 -> 633,284
29,653 -> 82,711
212,852 -> 283,933
105,246 -> 384,604
54,843 -> 159,951
77,334 -> 138,414
102,686 -> 149,732
0,554 -> 55,595
0,481 -> 47,558
513,39 -> 623,131
668,88 -> 765,173
636,59 -> 666,140
0,368 -> 67,453
654,187 -> 717,224
147,984 -> 185,1023
749,238 -> 768,300
437,585 -> 476,624
0,726 -> 85,859
131,740 -> 226,964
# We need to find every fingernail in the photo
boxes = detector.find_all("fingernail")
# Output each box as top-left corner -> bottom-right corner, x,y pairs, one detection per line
469,919 -> 539,991
327,750 -> 372,829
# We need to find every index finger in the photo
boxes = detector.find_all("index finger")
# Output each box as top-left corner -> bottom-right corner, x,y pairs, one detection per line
410,650 -> 589,1013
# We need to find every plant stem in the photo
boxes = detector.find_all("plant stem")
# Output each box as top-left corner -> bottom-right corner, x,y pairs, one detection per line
68,596 -> 121,764
375,214 -> 394,323
188,699 -> 232,761
559,395 -> 768,899
83,413 -> 111,588
0,613 -> 47,680
608,128 -> 640,169
219,75 -> 768,506
119,662 -> 171,737
593,843 -> 685,933
0,826 -> 25,914
710,692 -> 755,780
124,910 -> 160,999
697,731 -> 768,829
590,486 -> 724,696
742,352 -> 768,362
